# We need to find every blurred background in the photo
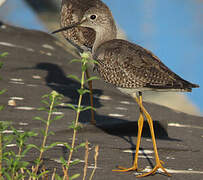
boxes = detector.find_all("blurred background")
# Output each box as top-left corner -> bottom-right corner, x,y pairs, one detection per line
0,0 -> 202,116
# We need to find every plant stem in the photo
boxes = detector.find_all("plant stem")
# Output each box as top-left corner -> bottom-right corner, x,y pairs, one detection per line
35,94 -> 56,175
85,69 -> 95,125
82,141 -> 89,180
65,61 -> 86,179
89,145 -> 99,180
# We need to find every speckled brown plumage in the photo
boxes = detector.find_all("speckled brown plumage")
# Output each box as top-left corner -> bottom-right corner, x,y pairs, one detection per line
60,0 -> 110,50
94,39 -> 199,92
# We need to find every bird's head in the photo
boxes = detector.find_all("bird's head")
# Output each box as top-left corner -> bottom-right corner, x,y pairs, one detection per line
52,7 -> 116,37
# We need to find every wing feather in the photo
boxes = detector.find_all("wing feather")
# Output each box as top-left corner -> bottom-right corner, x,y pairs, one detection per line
94,39 -> 198,90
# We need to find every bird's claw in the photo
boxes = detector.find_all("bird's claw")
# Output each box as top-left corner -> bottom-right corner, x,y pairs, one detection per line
136,160 -> 171,178
112,165 -> 143,172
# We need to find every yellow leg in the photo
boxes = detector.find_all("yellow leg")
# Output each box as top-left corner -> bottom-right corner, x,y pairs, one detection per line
134,93 -> 171,177
113,92 -> 144,172
85,69 -> 96,125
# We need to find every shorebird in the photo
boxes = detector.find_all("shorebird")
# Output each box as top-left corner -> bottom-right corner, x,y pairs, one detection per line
60,0 -> 112,124
52,6 -> 199,177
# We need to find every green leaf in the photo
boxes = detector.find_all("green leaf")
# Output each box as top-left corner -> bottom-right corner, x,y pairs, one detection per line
45,142 -> 61,150
68,124 -> 75,129
69,59 -> 82,64
73,125 -> 82,131
63,143 -> 72,150
59,156 -> 67,167
27,144 -> 40,151
0,52 -> 8,58
71,160 -> 82,168
74,142 -> 86,151
0,122 -> 6,131
27,131 -> 38,137
80,106 -> 96,112
37,107 -> 48,111
4,172 -> 12,180
53,101 -> 63,106
41,100 -> 50,106
67,75 -> 81,83
48,94 -> 54,102
70,173 -> 80,180
42,94 -> 49,98
19,161 -> 29,168
0,105 -> 4,111
88,59 -> 99,65
0,62 -> 3,68
55,174 -> 63,180
34,157 -> 42,165
68,121 -> 82,130
77,89 -> 90,95
0,89 -> 6,95
34,116 -> 47,124
22,145 -> 34,156
47,131 -> 55,136
66,104 -> 77,111
37,170 -> 50,178
85,76 -> 100,83
53,115 -> 64,121
34,116 -> 44,121
40,129 -> 46,136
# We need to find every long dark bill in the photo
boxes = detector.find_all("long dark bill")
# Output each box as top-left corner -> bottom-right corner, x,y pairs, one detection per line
51,21 -> 82,34
51,16 -> 88,34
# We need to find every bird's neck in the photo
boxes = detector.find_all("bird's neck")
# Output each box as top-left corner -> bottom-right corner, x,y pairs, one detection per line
92,25 -> 117,54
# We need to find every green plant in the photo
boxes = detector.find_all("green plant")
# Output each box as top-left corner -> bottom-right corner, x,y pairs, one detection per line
30,91 -> 64,179
0,52 -> 8,72
0,52 -> 99,180
61,52 -> 98,179
0,118 -> 38,179
28,52 -> 99,179
0,91 -> 63,180
0,52 -> 8,111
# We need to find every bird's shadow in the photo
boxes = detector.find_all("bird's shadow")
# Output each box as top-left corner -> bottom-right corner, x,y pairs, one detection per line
35,62 -> 103,111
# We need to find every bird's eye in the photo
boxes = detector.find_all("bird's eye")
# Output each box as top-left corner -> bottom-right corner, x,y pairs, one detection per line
90,15 -> 97,20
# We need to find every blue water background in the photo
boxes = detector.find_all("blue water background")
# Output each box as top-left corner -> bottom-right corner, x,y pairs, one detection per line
0,0 -> 202,114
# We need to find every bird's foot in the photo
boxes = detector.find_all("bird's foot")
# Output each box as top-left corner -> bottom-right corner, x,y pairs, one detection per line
136,160 -> 171,178
112,165 -> 143,172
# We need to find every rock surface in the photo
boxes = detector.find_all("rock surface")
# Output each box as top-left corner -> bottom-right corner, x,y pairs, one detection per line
0,22 -> 203,179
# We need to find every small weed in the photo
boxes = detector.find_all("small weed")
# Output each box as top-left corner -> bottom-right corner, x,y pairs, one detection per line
61,52 -> 99,179
0,52 -> 8,110
0,52 -> 99,179
29,90 -> 64,179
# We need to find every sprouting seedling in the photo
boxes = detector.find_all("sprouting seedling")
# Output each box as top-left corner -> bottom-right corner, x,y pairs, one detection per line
0,121 -> 38,179
0,52 -> 8,71
31,91 -> 64,177
0,52 -> 8,110
62,52 -> 99,179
